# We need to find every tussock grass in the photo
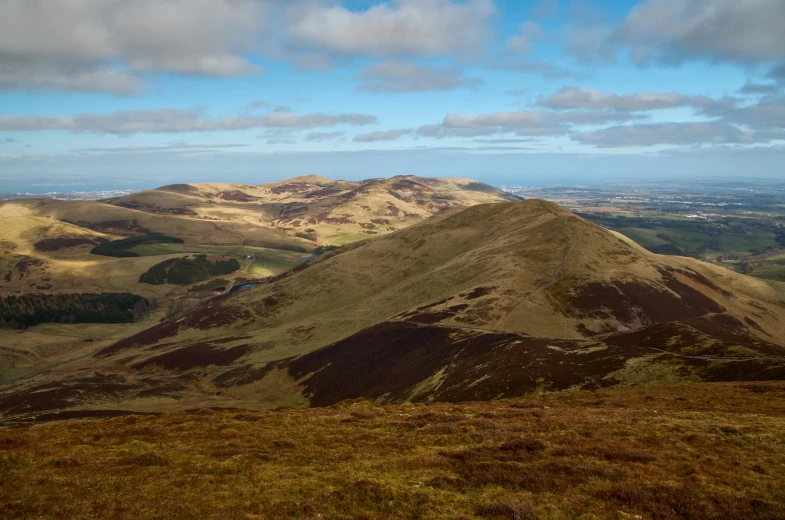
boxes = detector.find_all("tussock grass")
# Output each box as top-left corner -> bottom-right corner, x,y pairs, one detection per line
1,381 -> 785,519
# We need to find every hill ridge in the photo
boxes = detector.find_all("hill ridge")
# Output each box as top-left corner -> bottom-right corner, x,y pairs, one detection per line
2,199 -> 785,423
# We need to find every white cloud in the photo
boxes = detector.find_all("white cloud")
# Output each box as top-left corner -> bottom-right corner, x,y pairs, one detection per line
506,21 -> 545,54
357,61 -> 482,93
495,60 -> 579,80
0,0 -> 501,92
541,87 -> 692,111
354,129 -> 413,142
306,131 -> 345,142
416,103 -> 649,139
0,0 -> 267,93
717,94 -> 785,130
421,110 -> 567,137
738,82 -> 781,96
564,24 -> 616,64
573,122 -> 749,147
769,63 -> 785,81
75,143 -> 249,153
287,0 -> 496,58
0,108 -> 377,135
0,59 -> 142,95
613,0 -> 785,65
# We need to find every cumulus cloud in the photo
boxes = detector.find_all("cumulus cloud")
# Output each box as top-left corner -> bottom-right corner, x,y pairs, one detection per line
417,105 -> 645,139
718,94 -> 785,130
306,131 -> 345,142
0,58 -> 142,95
416,124 -> 506,138
75,143 -> 248,153
353,129 -> 413,142
538,84 -> 785,148
557,110 -> 642,125
287,0 -> 495,58
471,138 -> 537,144
573,122 -> 750,147
738,82 -> 781,96
498,60 -> 578,79
564,24 -> 616,64
443,110 -> 555,129
357,61 -> 482,93
420,110 -> 566,138
506,21 -> 545,54
541,87 -> 692,111
768,63 -> 785,81
0,108 -> 377,135
0,0 -> 267,93
613,0 -> 785,66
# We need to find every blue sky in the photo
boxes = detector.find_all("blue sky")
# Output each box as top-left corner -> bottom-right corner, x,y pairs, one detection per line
0,0 -> 783,191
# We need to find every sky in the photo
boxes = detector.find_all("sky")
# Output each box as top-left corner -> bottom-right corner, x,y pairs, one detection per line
0,0 -> 784,192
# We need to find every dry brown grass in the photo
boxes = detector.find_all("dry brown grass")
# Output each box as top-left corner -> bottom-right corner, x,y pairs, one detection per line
1,381 -> 784,519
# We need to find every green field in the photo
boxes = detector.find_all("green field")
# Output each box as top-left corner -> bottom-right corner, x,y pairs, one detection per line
713,232 -> 779,252
247,255 -> 306,277
614,227 -> 670,249
750,264 -> 785,281
614,226 -> 778,255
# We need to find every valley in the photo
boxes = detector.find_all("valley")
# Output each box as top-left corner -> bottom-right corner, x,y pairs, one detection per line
0,176 -> 515,385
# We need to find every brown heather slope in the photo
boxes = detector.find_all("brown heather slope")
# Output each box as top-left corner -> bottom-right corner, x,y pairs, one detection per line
1,200 -> 785,424
2,382 -> 785,519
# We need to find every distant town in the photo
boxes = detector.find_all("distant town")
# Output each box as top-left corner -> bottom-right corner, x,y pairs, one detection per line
0,190 -> 136,201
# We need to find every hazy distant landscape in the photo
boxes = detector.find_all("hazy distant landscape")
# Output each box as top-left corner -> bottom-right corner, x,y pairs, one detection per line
504,180 -> 785,282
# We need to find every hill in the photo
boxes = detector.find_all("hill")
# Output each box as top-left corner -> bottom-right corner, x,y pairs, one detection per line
2,381 -> 785,519
1,200 -> 784,424
107,175 -> 520,245
0,175 -> 515,388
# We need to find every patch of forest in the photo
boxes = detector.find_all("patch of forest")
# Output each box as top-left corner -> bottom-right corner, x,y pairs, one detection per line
139,255 -> 240,285
91,234 -> 184,258
0,293 -> 149,329
33,237 -> 98,252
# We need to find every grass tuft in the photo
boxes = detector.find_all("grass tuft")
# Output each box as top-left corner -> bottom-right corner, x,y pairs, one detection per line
476,497 -> 537,520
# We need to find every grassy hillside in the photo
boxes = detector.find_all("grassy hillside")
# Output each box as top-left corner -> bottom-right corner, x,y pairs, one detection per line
0,317 -> 165,385
2,382 -> 784,519
2,200 -> 784,424
108,175 -> 520,246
